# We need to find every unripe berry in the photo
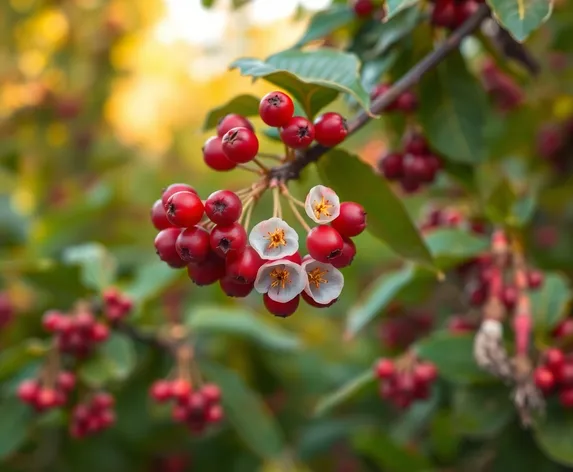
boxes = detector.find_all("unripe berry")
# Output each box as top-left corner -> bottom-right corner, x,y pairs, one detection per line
151,199 -> 172,230
203,136 -> 236,171
313,112 -> 348,147
161,183 -> 198,207
217,114 -> 254,137
221,127 -> 259,163
280,116 -> 315,149
150,380 -> 173,402
176,226 -> 211,262
378,152 -> 404,180
219,278 -> 254,298
166,191 -> 205,228
330,237 -> 356,269
259,91 -> 294,127
187,252 -> 226,286
225,246 -> 264,284
331,202 -> 366,237
263,293 -> 300,318
306,226 -> 344,263
209,222 -> 247,258
375,358 -> 395,379
534,367 -> 555,392
155,228 -> 186,268
205,190 -> 242,226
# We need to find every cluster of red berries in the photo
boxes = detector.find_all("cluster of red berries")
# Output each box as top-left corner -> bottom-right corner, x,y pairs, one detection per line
536,118 -> 573,171
150,379 -> 223,434
374,357 -> 438,408
378,310 -> 433,350
370,82 -> 417,113
534,348 -> 573,408
102,287 -> 133,322
17,371 -> 76,411
480,59 -> 523,113
418,206 -> 487,235
42,309 -> 109,357
430,0 -> 483,30
202,90 -> 347,173
377,132 -> 443,193
70,392 -> 116,438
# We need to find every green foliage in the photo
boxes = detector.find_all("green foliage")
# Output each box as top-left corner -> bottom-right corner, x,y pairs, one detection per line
530,272 -> 572,332
487,0 -> 553,41
294,5 -> 355,47
79,334 -> 136,387
203,94 -> 261,131
0,397 -> 34,459
314,369 -> 375,417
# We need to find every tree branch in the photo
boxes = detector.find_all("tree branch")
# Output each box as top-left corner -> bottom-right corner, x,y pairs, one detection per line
269,4 -> 491,183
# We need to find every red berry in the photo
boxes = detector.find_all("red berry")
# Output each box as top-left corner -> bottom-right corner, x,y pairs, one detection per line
203,136 -> 236,171
217,114 -> 254,137
219,278 -> 254,298
171,404 -> 187,423
18,379 -> 40,403
402,154 -> 436,183
201,383 -> 221,404
209,222 -> 247,258
92,392 -> 114,410
161,183 -> 197,207
151,199 -> 172,230
370,83 -> 395,107
404,132 -> 429,155
225,246 -> 264,284
375,358 -> 395,379
301,291 -> 338,308
36,388 -> 58,409
90,323 -> 109,342
527,270 -> 543,289
281,252 -> 303,264
413,362 -> 438,386
431,0 -> 456,28
205,190 -> 242,226
57,371 -> 76,392
534,367 -> 555,392
176,226 -> 211,262
560,387 -> 573,408
99,409 -> 116,428
545,348 -> 565,373
502,284 -> 518,310
331,202 -> 366,237
353,0 -> 374,18
280,116 -> 315,149
379,152 -> 404,180
306,226 -> 344,263
400,176 -> 421,193
166,191 -> 205,228
150,380 -> 173,402
187,252 -> 226,286
206,404 -> 224,423
74,311 -> 95,331
263,293 -> 300,318
170,379 -> 192,400
42,310 -> 63,332
258,91 -> 294,127
396,91 -> 418,112
447,316 -> 476,334
313,112 -> 348,147
557,361 -> 573,385
155,227 -> 186,268
221,127 -> 259,163
330,236 -> 356,269
553,319 -> 573,339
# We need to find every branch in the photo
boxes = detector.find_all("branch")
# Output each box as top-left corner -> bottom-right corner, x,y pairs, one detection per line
115,321 -> 167,350
491,24 -> 540,76
269,4 -> 491,183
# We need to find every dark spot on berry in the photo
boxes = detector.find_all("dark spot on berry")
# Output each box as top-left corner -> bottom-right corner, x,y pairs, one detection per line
179,248 -> 191,261
267,94 -> 282,107
297,126 -> 310,139
234,275 -> 247,284
213,200 -> 227,214
328,249 -> 342,260
218,238 -> 231,253
342,119 -> 348,132
167,203 -> 176,217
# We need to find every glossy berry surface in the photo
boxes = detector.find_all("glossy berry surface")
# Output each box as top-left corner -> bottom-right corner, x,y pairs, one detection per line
161,183 -> 197,207
263,293 -> 300,318
176,226 -> 211,262
313,112 -> 348,147
331,202 -> 366,237
151,199 -> 172,230
280,116 -> 315,149
155,227 -> 186,268
221,127 -> 259,163
330,237 -> 356,269
379,152 -> 404,180
353,0 -> 375,17
306,225 -> 344,263
219,277 -> 254,298
216,113 -> 254,137
203,136 -> 236,171
209,222 -> 247,258
205,190 -> 242,226
166,191 -> 205,228
225,246 -> 264,284
187,252 -> 226,286
259,91 -> 294,127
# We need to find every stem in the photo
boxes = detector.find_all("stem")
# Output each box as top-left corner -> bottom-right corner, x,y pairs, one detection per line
280,184 -> 306,208
268,4 -> 490,182
286,197 -> 311,233
236,164 -> 261,174
257,152 -> 283,161
252,157 -> 270,173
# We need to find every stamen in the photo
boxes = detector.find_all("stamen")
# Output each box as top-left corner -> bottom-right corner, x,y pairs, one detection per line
313,196 -> 333,220
308,267 -> 328,289
270,267 -> 290,290
266,228 -> 287,249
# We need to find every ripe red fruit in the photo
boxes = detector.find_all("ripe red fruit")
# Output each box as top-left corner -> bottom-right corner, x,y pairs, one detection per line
57,371 -> 76,392
379,152 -> 404,180
170,379 -> 192,400
151,199 -> 172,230
375,358 -> 395,379
203,136 -> 236,171
557,361 -> 573,385
187,252 -> 226,286
370,83 -> 394,106
201,384 -> 221,404
166,191 -> 205,228
219,278 -> 254,298
161,183 -> 197,207
42,310 -> 63,332
263,293 -> 300,318
396,91 -> 417,112
221,127 -> 259,163
209,222 -> 247,258
404,132 -> 429,155
36,388 -> 58,409
560,387 -> 573,408
205,190 -> 242,226
18,379 -> 40,403
502,285 -> 518,310
331,202 -> 366,237
330,237 -> 356,269
534,367 -> 555,392
217,114 -> 254,137
176,226 -> 211,262
431,0 -> 456,28
280,116 -> 315,149
306,226 -> 344,263
92,392 -> 114,410
353,0 -> 374,18
447,316 -> 476,334
402,154 -> 435,183
259,91 -> 295,127
553,319 -> 573,339
313,112 -> 348,147
150,380 -> 173,402
400,177 -> 421,193
527,270 -> 543,289
90,323 -> 110,342
301,291 -> 338,308
282,252 -> 303,264
206,404 -> 224,423
413,362 -> 438,385
545,348 -> 565,373
155,228 -> 186,268
225,246 -> 264,284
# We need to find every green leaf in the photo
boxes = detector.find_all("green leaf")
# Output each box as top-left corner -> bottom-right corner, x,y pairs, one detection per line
415,332 -> 495,385
202,94 -> 260,131
185,305 -> 301,351
314,369 -> 375,417
430,410 -> 460,462
452,385 -> 514,437
487,0 -> 553,42
534,403 -> 573,466
318,149 -> 435,268
126,259 -> 182,302
386,0 -> 420,20
0,339 -> 49,381
295,5 -> 354,47
62,242 -> 117,292
483,177 -> 517,225
230,49 -> 370,118
0,397 -> 33,459
418,51 -> 487,164
530,272 -> 572,332
345,264 -> 433,339
425,229 -> 489,270
370,7 -> 421,56
200,362 -> 285,460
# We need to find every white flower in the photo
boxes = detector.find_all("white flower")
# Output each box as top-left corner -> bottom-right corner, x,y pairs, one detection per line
302,258 -> 344,305
249,217 -> 299,261
304,185 -> 340,224
254,260 -> 306,303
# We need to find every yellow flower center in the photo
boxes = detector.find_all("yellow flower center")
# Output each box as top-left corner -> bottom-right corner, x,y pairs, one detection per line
313,196 -> 333,220
270,267 -> 290,290
266,228 -> 287,250
308,267 -> 328,289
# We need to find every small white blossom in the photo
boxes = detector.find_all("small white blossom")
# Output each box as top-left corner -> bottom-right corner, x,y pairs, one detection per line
302,258 -> 344,305
249,217 -> 299,261
304,185 -> 340,224
254,260 -> 306,303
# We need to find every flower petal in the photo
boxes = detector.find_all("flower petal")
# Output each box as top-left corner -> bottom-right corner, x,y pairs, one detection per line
255,259 -> 305,303
304,185 -> 340,224
249,217 -> 299,261
302,258 -> 344,304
